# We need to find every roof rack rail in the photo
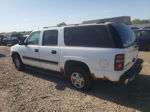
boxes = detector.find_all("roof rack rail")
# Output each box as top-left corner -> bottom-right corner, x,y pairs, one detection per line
96,21 -> 106,24
43,22 -> 109,29
43,23 -> 81,29
43,25 -> 58,29
63,23 -> 80,26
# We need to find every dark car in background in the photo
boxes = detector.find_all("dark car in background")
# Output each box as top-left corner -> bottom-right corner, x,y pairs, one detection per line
130,27 -> 139,31
143,27 -> 150,29
0,35 -> 4,45
3,33 -> 23,45
134,29 -> 150,51
0,35 -> 7,45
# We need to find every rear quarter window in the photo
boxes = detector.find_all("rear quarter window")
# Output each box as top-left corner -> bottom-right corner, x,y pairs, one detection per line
64,25 -> 113,48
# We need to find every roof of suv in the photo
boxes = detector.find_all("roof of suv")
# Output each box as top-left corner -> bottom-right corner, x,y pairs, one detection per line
33,22 -> 115,32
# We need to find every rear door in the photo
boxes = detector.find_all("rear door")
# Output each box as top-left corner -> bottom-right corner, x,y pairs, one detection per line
39,29 -> 60,71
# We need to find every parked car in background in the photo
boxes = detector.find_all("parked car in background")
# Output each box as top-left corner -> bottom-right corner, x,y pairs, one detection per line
0,35 -> 4,45
134,29 -> 150,51
11,22 -> 143,90
22,34 -> 29,40
143,27 -> 150,29
130,27 -> 139,31
3,33 -> 23,45
0,35 -> 7,45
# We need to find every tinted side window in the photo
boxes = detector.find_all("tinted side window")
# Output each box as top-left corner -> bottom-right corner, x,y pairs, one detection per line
26,31 -> 40,45
42,30 -> 58,46
64,25 -> 113,48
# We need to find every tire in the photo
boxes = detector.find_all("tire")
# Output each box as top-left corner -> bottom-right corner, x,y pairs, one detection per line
68,66 -> 93,90
13,54 -> 24,71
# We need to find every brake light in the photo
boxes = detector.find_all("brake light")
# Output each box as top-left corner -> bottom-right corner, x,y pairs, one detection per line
114,54 -> 124,71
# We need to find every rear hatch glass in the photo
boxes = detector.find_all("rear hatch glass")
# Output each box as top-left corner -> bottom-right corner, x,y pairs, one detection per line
110,23 -> 136,48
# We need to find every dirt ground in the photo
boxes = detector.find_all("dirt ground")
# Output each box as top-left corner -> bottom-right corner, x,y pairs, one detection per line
0,46 -> 150,112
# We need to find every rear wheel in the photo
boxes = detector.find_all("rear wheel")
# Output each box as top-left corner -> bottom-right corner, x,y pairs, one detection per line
13,54 -> 24,71
68,66 -> 93,90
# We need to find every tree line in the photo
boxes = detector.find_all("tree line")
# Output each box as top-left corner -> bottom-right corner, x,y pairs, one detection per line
131,19 -> 150,24
0,22 -> 67,35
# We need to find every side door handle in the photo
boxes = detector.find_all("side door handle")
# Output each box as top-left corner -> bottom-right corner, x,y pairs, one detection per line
34,49 -> 39,52
51,50 -> 57,54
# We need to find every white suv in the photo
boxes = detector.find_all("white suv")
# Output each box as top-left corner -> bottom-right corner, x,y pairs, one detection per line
11,23 -> 143,90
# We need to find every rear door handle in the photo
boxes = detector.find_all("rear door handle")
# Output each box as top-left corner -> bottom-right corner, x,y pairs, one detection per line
51,50 -> 57,54
34,49 -> 39,52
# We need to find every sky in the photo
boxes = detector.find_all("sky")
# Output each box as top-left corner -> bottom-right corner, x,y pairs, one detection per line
0,0 -> 150,32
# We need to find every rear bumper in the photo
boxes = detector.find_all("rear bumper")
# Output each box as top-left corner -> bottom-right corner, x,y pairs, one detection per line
119,58 -> 143,84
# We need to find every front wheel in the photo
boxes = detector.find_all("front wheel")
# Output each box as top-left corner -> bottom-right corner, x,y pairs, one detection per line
13,54 -> 24,71
68,67 -> 93,90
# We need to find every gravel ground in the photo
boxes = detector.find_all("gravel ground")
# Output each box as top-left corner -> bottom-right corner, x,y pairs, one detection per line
0,46 -> 150,112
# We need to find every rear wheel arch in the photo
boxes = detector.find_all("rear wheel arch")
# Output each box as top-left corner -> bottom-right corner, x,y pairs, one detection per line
64,60 -> 91,75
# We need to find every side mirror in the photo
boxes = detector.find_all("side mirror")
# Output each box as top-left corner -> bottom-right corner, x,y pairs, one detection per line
19,40 -> 26,45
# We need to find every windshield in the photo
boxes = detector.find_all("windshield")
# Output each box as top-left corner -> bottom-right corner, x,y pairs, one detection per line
111,23 -> 136,48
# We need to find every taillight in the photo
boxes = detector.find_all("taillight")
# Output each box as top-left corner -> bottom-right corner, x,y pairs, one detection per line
114,54 -> 124,71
